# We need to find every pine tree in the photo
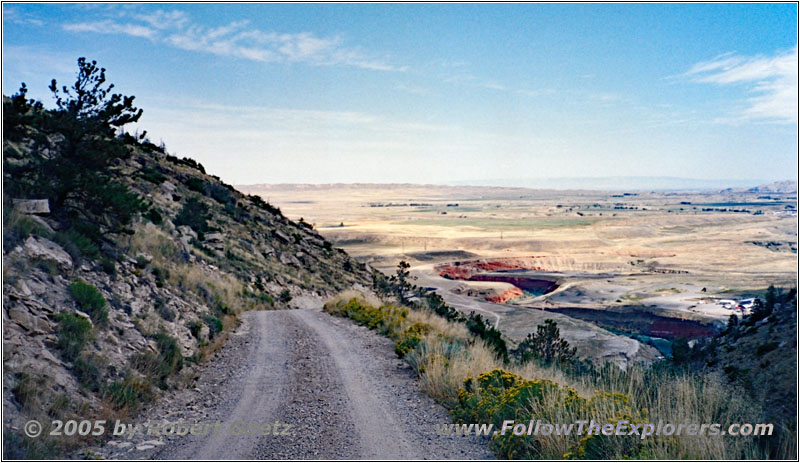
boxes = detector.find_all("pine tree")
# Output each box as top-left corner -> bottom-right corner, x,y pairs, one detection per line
4,57 -> 146,248
516,319 -> 576,365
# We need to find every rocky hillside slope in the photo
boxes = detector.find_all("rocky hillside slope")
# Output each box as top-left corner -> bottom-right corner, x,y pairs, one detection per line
2,74 -> 372,457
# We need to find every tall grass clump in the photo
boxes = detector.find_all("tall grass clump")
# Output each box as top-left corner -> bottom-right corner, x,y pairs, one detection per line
67,280 -> 108,325
54,312 -> 93,361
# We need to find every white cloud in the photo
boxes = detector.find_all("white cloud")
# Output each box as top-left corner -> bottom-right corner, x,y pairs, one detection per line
63,20 -> 156,40
134,9 -> 188,30
61,10 -> 403,72
684,47 -> 798,123
3,6 -> 45,26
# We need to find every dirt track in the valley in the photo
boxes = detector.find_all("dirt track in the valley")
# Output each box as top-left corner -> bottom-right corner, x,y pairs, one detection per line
95,309 -> 494,460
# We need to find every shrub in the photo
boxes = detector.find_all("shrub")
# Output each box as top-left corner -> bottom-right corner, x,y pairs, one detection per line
723,365 -> 749,381
213,294 -> 234,316
73,355 -> 103,392
166,155 -> 205,173
134,255 -> 149,269
756,342 -> 778,356
152,266 -> 169,288
146,208 -> 163,225
54,312 -> 92,361
54,229 -> 100,262
247,194 -> 281,215
100,257 -> 117,277
138,167 -> 166,184
395,322 -> 431,358
207,182 -> 235,205
324,297 -> 408,337
11,372 -> 42,410
103,377 -> 154,412
279,288 -> 293,303
184,177 -> 206,193
131,333 -> 183,389
465,313 -> 508,362
203,315 -> 223,339
3,209 -> 54,249
453,369 -> 646,459
326,292 -> 770,459
174,197 -> 210,233
67,280 -> 108,324
158,304 -> 176,322
187,321 -> 203,339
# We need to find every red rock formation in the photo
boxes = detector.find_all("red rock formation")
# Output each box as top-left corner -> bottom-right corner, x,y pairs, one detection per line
485,287 -> 524,303
436,257 -> 546,280
469,274 -> 558,294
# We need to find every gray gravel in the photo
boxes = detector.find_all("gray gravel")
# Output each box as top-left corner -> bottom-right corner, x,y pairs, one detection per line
95,309 -> 495,459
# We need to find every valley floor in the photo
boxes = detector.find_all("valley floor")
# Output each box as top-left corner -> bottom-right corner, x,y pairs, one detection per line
91,309 -> 494,460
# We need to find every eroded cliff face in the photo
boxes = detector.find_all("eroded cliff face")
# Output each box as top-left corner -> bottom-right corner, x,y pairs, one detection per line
3,131 -> 372,455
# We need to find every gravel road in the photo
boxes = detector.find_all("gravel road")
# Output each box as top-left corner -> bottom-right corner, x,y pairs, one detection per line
95,309 -> 494,459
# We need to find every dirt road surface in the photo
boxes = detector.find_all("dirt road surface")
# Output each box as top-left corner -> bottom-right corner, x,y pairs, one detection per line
94,309 -> 494,460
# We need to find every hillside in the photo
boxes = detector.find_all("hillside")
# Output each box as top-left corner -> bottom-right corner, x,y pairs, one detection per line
704,293 -> 798,452
2,68 -> 372,457
719,180 -> 799,194
746,180 -> 798,194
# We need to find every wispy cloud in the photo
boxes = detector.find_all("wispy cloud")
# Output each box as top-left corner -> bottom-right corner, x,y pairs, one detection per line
133,9 -> 188,30
395,83 -> 429,95
61,9 -> 403,71
3,6 -> 45,26
63,20 -> 157,40
683,47 -> 798,123
442,73 -> 508,92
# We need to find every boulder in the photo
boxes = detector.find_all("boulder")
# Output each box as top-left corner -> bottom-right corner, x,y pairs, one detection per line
12,199 -> 50,214
204,232 -> 225,251
161,181 -> 177,194
7,305 -> 52,333
27,215 -> 56,234
274,230 -> 291,244
204,232 -> 224,243
177,225 -> 197,240
7,306 -> 35,330
13,237 -> 73,272
6,280 -> 32,300
38,348 -> 62,366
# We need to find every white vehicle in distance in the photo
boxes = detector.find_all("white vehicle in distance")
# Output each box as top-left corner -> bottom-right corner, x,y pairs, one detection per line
737,298 -> 757,315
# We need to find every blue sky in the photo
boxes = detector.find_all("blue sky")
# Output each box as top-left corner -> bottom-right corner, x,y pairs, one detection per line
3,3 -> 797,186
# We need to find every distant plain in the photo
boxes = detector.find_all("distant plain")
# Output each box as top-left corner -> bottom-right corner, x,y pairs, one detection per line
239,182 -> 797,356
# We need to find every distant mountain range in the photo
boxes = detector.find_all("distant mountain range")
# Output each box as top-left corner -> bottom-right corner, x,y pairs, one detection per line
743,180 -> 798,194
448,176 -> 793,192
238,178 -> 798,195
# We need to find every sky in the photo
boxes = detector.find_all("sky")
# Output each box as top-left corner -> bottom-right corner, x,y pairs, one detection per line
2,3 -> 798,187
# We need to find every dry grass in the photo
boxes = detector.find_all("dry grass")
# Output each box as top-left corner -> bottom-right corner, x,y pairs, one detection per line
126,224 -> 261,313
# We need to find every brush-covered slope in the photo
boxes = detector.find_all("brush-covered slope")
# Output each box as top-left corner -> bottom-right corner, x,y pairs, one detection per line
2,61 -> 372,457
705,293 -> 797,446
